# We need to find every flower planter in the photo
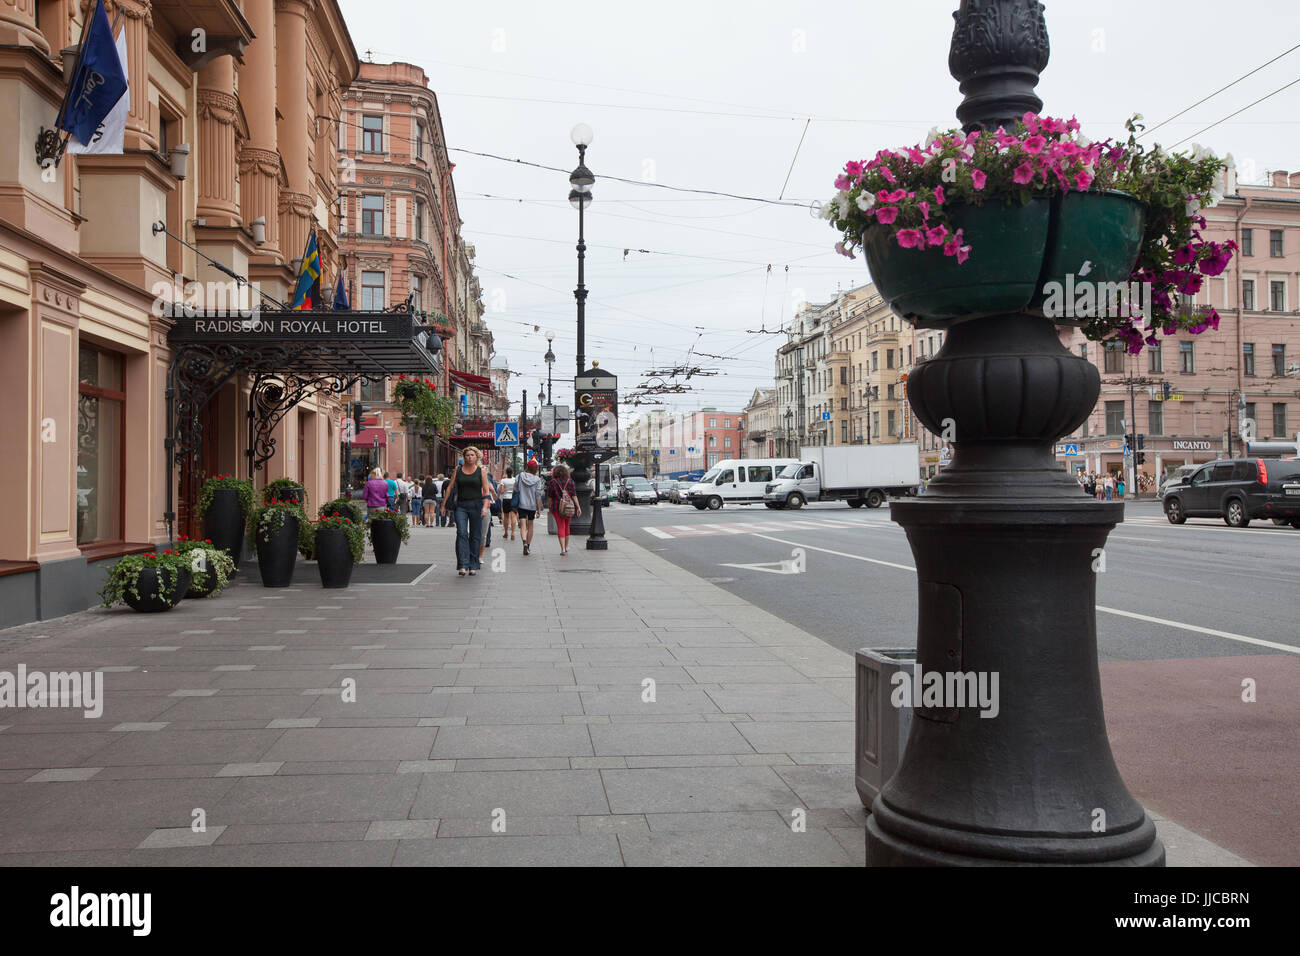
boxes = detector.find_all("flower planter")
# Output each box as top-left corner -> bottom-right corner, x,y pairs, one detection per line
256,512 -> 299,587
270,484 -> 305,506
864,192 -> 1146,329
185,569 -> 217,599
202,488 -> 246,566
864,198 -> 1051,325
370,519 -> 401,564
314,527 -> 354,588
123,566 -> 192,613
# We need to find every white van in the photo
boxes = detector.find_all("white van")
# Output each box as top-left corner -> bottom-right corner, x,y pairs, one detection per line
686,458 -> 799,510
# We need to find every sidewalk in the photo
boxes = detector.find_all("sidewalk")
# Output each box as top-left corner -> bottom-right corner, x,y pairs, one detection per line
0,522 -> 1250,866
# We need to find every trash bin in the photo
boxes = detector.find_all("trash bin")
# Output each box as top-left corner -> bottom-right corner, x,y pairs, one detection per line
855,647 -> 917,810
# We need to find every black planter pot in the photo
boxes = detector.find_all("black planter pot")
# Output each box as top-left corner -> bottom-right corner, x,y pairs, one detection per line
202,488 -> 246,567
124,566 -> 192,613
185,568 -> 217,599
256,513 -> 299,587
370,519 -> 401,564
315,528 -> 354,588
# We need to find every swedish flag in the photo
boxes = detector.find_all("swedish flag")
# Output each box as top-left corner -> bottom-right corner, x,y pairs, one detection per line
290,232 -> 321,310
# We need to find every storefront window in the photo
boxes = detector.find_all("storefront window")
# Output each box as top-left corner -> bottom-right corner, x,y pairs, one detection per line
77,345 -> 124,544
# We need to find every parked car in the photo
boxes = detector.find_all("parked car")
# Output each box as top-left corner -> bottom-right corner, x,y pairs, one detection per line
623,477 -> 659,505
656,480 -> 677,501
668,482 -> 689,504
1161,457 -> 1300,527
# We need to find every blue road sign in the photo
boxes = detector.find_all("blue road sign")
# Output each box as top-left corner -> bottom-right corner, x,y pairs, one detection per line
1062,443 -> 1079,456
821,411 -> 831,421
494,422 -> 519,446
668,449 -> 675,455
460,394 -> 468,415
652,449 -> 659,455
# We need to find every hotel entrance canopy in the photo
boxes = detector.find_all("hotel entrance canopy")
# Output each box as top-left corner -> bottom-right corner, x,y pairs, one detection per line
164,308 -> 442,539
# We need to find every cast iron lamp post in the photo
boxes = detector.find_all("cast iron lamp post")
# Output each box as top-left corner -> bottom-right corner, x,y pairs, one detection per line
865,0 -> 1163,867
544,330 -> 556,468
568,124 -> 599,538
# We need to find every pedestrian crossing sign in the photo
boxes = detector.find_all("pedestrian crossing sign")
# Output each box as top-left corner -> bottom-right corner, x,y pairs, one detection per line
494,422 -> 519,446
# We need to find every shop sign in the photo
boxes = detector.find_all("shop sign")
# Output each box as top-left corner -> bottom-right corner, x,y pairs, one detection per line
1172,440 -> 1213,451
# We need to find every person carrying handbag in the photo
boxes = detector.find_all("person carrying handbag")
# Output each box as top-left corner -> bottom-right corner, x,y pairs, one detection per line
545,463 -> 581,556
439,446 -> 496,576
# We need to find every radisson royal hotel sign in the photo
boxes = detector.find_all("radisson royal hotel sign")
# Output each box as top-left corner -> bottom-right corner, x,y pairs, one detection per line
171,313 -> 410,341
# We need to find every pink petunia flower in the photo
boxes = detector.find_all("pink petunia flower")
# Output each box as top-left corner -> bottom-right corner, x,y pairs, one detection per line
879,189 -> 908,203
1013,162 -> 1034,185
1022,135 -> 1046,154
1074,170 -> 1093,191
933,185 -> 945,204
834,174 -> 850,190
896,229 -> 924,249
918,200 -> 930,220
971,169 -> 987,190
956,244 -> 971,264
874,205 -> 899,225
925,224 -> 949,247
880,167 -> 897,184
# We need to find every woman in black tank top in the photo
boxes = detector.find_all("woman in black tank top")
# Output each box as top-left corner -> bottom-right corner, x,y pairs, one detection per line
441,447 -> 496,576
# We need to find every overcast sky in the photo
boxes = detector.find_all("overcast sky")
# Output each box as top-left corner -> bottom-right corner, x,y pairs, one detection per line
338,0 -> 1300,427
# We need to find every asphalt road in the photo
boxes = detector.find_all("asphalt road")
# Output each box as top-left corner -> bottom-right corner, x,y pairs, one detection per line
598,496 -> 1300,662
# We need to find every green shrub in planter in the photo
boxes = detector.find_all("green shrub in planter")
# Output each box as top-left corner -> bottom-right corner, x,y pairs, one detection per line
252,499 -> 312,553
320,497 -> 365,525
311,514 -> 366,563
174,537 -> 236,598
99,550 -> 192,612
262,478 -> 308,511
367,508 -> 409,565
366,508 -> 410,542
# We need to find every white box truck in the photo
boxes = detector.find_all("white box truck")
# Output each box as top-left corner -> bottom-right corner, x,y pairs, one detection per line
764,445 -> 920,509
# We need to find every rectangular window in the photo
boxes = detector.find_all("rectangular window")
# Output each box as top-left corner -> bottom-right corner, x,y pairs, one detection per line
886,384 -> 895,400
907,345 -> 913,365
1148,400 -> 1163,436
840,397 -> 847,411
1273,403 -> 1287,437
887,409 -> 896,435
1270,280 -> 1285,312
746,465 -> 772,483
1243,343 -> 1255,376
362,114 -> 384,153
1241,229 -> 1253,256
724,419 -> 730,428
1273,344 -> 1286,376
410,275 -> 422,311
362,194 -> 384,236
872,351 -> 879,371
360,377 -> 386,402
1242,279 -> 1255,311
361,270 -> 385,311
709,418 -> 716,428
886,350 -> 895,369
1180,342 -> 1195,374
414,198 -> 424,240
872,411 -> 880,438
77,345 -> 124,544
724,436 -> 731,448
1105,401 -> 1125,435
841,421 -> 848,443
1245,402 -> 1256,429
840,367 -> 847,384
1148,341 -> 1162,373
414,122 -> 425,162
1104,342 -> 1125,373
1270,229 -> 1283,257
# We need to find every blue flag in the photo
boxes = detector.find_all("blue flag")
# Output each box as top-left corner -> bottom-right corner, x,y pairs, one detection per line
333,274 -> 350,310
290,232 -> 321,310
59,0 -> 128,147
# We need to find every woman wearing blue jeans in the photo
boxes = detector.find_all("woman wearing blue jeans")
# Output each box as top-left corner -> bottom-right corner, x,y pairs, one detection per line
441,446 -> 495,576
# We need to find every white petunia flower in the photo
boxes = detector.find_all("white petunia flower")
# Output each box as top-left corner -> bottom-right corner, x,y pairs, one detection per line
855,191 -> 876,212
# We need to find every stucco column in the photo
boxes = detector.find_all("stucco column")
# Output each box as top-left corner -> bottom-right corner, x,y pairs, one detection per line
239,0 -> 280,257
102,0 -> 156,152
196,56 -> 240,226
275,0 -> 313,263
0,0 -> 50,52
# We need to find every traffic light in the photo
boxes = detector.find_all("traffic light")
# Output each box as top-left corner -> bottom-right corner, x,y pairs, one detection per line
1124,432 -> 1134,451
353,403 -> 364,433
1136,432 -> 1145,464
1162,382 -> 1172,401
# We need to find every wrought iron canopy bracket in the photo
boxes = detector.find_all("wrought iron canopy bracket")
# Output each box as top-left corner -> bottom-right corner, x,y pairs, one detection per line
247,369 -> 366,472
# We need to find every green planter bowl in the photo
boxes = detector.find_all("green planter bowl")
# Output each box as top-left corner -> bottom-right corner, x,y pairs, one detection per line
1027,189 -> 1146,318
863,191 -> 1146,328
863,197 -> 1051,327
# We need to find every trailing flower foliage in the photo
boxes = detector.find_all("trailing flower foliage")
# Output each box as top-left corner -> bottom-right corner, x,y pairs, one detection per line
823,113 -> 1233,352
198,474 -> 255,523
393,375 -> 454,440
262,478 -> 307,508
312,515 -> 366,564
173,536 -> 235,596
555,447 -> 592,465
98,550 -> 191,608
367,508 -> 410,543
252,498 -> 312,555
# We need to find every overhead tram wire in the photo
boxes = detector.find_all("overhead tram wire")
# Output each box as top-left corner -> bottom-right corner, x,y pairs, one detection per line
1167,75 -> 1300,149
1141,42 -> 1300,139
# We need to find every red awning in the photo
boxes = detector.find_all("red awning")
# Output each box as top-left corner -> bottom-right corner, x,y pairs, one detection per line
354,427 -> 386,446
449,368 -> 494,395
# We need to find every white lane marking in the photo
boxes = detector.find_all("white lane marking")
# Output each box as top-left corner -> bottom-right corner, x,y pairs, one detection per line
748,533 -> 918,572
702,523 -> 746,534
749,533 -> 1300,655
1095,607 -> 1300,656
719,560 -> 801,575
643,526 -> 672,539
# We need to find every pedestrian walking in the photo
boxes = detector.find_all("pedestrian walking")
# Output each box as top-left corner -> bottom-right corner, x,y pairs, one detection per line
410,476 -> 423,524
514,460 -> 544,556
1117,476 -> 1126,498
1104,474 -> 1114,500
441,446 -> 495,577
422,475 -> 438,527
363,468 -> 390,516
383,471 -> 397,508
546,463 -> 581,556
499,468 -> 518,541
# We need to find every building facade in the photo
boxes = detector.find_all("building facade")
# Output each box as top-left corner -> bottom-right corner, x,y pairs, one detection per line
654,408 -> 746,475
0,0 -> 359,626
742,388 -> 777,458
1055,167 -> 1300,487
337,60 -> 492,481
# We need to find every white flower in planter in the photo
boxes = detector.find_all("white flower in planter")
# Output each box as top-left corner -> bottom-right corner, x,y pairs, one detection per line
855,191 -> 876,212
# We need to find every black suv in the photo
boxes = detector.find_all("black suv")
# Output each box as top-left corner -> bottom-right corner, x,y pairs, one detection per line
1161,457 -> 1300,528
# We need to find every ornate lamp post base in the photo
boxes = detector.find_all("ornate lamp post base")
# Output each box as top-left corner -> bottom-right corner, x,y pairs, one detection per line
866,313 -> 1164,867
586,497 -> 608,550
